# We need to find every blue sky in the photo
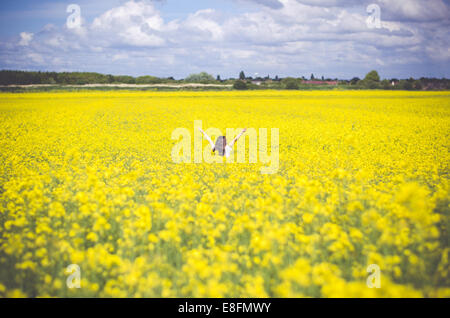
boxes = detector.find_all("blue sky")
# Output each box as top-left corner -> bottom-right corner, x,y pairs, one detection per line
0,0 -> 449,79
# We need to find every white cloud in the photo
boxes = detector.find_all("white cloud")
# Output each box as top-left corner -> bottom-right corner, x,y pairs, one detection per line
91,0 -> 167,47
377,0 -> 450,22
19,32 -> 33,46
27,53 -> 44,64
52,57 -> 63,66
112,53 -> 128,61
239,0 -> 284,9
426,46 -> 450,61
183,9 -> 224,41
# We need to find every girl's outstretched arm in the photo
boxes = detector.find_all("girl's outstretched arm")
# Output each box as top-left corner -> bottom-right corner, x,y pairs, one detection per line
228,128 -> 247,148
199,128 -> 215,150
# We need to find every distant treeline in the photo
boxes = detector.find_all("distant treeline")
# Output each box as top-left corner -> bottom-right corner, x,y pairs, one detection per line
1,70 -> 449,91
0,70 -> 177,85
342,70 -> 450,91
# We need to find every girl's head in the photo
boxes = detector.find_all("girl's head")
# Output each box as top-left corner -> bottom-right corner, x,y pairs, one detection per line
214,136 -> 226,156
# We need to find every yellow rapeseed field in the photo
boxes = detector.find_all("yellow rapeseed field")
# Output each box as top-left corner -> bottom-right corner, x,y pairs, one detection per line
0,90 -> 449,297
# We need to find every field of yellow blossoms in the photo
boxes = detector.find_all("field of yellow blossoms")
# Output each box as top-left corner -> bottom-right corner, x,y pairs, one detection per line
0,90 -> 449,297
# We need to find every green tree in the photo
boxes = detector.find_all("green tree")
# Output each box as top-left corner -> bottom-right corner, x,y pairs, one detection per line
413,80 -> 422,90
398,80 -> 413,90
184,72 -> 215,83
350,77 -> 360,85
233,80 -> 247,90
364,70 -> 380,82
239,71 -> 246,80
136,76 -> 162,84
285,82 -> 299,90
381,79 -> 391,89
282,77 -> 299,90
360,70 -> 381,89
43,77 -> 56,84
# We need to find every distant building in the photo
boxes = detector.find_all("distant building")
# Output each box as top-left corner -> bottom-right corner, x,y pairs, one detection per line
391,80 -> 400,86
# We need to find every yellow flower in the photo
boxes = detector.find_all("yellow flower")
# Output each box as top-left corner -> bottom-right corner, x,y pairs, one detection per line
302,213 -> 314,224
86,232 -> 98,242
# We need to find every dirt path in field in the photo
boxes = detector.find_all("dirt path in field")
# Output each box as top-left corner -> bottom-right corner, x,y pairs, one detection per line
1,83 -> 233,88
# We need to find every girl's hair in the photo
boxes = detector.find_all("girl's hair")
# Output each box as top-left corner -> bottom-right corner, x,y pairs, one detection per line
214,136 -> 226,156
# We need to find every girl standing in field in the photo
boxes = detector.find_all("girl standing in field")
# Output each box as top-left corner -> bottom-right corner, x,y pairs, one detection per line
199,128 -> 247,158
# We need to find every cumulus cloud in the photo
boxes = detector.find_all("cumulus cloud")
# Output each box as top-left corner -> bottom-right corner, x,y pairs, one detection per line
27,52 -> 44,64
377,0 -> 450,22
19,32 -> 33,46
182,9 -> 225,42
91,1 -> 167,47
240,0 -> 284,9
